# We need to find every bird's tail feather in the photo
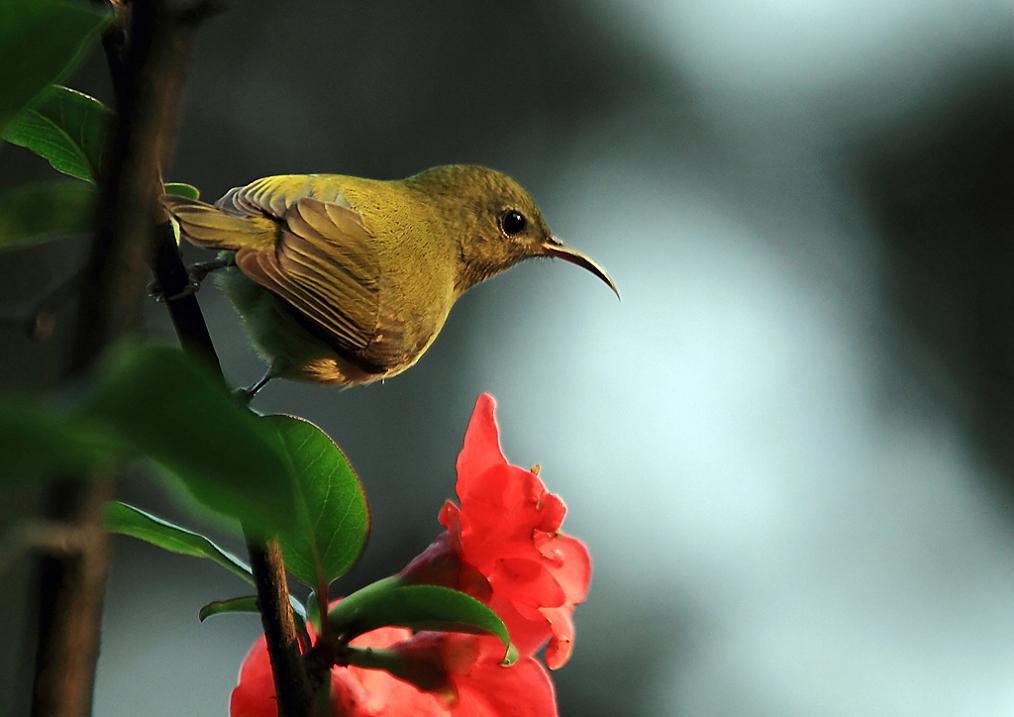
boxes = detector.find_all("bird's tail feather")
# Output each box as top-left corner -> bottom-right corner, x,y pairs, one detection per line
163,195 -> 278,251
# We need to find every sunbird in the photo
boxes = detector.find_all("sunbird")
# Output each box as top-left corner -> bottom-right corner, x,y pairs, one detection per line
164,165 -> 617,394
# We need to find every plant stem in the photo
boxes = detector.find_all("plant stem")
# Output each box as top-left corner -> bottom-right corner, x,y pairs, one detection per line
247,538 -> 314,715
154,213 -> 315,717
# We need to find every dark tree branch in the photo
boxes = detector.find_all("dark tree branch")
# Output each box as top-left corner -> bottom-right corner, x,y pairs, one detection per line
31,0 -> 189,713
30,1 -> 179,714
31,476 -> 114,717
29,2 -> 315,715
27,3 -> 310,717
150,222 -> 223,371
248,539 -> 315,714
29,0 -> 184,713
98,3 -> 315,716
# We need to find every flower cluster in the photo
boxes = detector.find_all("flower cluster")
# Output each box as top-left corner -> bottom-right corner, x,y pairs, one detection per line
231,394 -> 591,716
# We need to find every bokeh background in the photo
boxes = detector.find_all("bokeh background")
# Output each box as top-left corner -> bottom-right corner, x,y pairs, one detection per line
4,1 -> 1014,715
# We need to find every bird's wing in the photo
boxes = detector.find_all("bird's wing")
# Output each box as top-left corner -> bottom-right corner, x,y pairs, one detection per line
166,175 -> 351,252
164,195 -> 278,251
234,196 -> 381,353
216,175 -> 352,217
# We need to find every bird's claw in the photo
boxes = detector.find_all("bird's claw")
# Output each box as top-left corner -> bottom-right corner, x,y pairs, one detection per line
232,365 -> 275,404
147,259 -> 230,303
231,386 -> 256,406
148,279 -> 200,303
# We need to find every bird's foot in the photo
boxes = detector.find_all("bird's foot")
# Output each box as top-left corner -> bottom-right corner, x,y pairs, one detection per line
231,385 -> 257,405
148,257 -> 234,302
148,278 -> 199,303
232,366 -> 275,405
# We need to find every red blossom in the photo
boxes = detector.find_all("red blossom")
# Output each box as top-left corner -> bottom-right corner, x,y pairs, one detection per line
402,393 -> 591,669
231,393 -> 585,717
391,634 -> 557,717
230,630 -> 556,717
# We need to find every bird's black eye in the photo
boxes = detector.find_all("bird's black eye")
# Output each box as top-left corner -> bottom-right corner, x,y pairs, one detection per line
500,209 -> 527,236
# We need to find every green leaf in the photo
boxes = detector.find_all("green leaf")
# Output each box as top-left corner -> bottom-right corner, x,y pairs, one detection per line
306,590 -> 323,633
344,641 -> 519,684
104,501 -> 253,585
164,182 -> 200,200
0,401 -> 113,484
79,344 -> 299,536
327,577 -> 511,657
198,595 -> 258,622
0,181 -> 94,249
2,86 -> 112,182
263,415 -> 369,590
0,0 -> 109,132
199,595 -> 310,643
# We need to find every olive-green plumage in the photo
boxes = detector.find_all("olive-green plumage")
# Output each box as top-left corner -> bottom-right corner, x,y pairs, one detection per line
164,165 -> 616,387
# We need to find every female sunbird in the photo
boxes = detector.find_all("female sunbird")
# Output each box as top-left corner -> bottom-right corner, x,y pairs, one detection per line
164,164 -> 617,393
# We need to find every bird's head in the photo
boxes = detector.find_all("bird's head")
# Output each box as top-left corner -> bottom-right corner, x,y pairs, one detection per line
406,165 -> 618,298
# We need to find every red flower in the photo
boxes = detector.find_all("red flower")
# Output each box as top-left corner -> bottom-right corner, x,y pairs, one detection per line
231,393 -> 585,717
389,634 -> 557,717
230,630 -> 556,717
402,393 -> 591,669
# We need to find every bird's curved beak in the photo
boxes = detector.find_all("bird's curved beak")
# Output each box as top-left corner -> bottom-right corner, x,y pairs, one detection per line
541,236 -> 620,299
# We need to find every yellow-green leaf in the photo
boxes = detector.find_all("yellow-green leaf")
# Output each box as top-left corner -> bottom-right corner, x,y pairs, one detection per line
3,86 -> 111,182
327,577 -> 512,659
104,501 -> 253,585
265,415 -> 370,590
165,182 -> 200,200
79,344 -> 299,537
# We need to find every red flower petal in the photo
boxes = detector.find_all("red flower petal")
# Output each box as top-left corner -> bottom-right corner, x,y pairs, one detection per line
231,630 -> 452,717
539,607 -> 575,670
231,628 -> 560,717
489,558 -> 566,613
455,394 -> 508,497
230,636 -> 277,717
388,632 -> 481,700
535,493 -> 567,534
486,594 -> 552,658
456,466 -> 564,571
346,651 -> 445,717
451,639 -> 558,717
397,391 -> 590,690
534,534 -> 591,605
229,637 -> 375,717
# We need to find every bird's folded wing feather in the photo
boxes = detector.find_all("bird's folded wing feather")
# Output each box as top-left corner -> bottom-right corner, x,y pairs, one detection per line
217,175 -> 352,217
234,197 -> 381,352
167,175 -> 381,353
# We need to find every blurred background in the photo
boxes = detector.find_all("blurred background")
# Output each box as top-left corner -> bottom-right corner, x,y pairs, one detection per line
4,0 -> 1014,715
